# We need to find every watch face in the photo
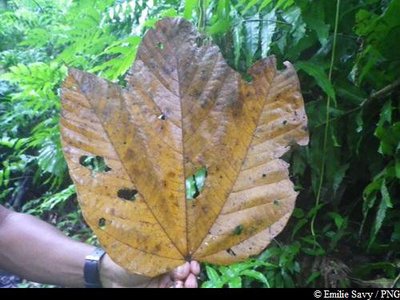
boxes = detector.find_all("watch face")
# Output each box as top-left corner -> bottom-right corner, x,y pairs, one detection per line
85,255 -> 100,261
86,248 -> 106,261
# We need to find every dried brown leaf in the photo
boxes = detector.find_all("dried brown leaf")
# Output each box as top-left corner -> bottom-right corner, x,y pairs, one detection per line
60,18 -> 309,276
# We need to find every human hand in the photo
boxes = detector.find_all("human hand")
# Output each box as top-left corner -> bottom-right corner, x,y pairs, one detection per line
99,255 -> 200,288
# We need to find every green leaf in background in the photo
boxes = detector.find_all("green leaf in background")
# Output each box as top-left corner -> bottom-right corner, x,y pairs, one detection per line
395,160 -> 400,179
228,276 -> 242,288
244,12 -> 260,66
296,61 -> 336,102
259,0 -> 273,12
375,122 -> 400,156
301,0 -> 329,46
332,163 -> 349,197
23,185 -> 76,216
377,101 -> 392,127
3,162 -> 10,187
242,0 -> 260,15
90,36 -> 141,81
233,18 -> 243,69
306,271 -> 321,285
275,0 -> 294,10
208,0 -> 231,35
241,270 -> 270,287
204,265 -> 222,288
261,9 -> 276,57
380,180 -> 392,209
328,212 -> 345,230
369,195 -> 389,248
183,0 -> 198,20
282,6 -> 305,44
208,18 -> 231,35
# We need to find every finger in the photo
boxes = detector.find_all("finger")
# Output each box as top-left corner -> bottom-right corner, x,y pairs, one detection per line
171,280 -> 184,288
159,274 -> 173,288
171,262 -> 190,280
190,261 -> 200,275
184,273 -> 198,288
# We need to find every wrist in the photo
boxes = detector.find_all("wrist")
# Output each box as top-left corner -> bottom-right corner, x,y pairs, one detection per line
98,254 -> 117,288
99,254 -> 153,288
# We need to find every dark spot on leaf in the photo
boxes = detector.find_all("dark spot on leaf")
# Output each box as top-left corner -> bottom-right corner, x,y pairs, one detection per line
262,174 -> 266,178
274,200 -> 280,206
157,42 -> 164,50
233,224 -> 244,235
195,37 -> 203,47
283,120 -> 287,125
243,73 -> 253,82
158,114 -> 166,120
98,218 -> 106,229
184,254 -> 192,261
117,188 -> 138,201
226,248 -> 236,256
149,62 -> 156,69
154,243 -> 161,252
162,66 -> 172,75
79,155 -> 111,173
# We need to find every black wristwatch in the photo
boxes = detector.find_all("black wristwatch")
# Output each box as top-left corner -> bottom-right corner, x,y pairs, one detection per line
84,247 -> 106,288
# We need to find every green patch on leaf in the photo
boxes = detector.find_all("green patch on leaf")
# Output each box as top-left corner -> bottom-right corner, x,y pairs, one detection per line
185,167 -> 207,200
79,155 -> 112,173
233,224 -> 244,235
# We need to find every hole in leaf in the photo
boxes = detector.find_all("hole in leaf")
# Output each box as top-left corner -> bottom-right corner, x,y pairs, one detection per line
233,224 -> 244,235
185,167 -> 207,200
79,155 -> 111,173
243,73 -> 253,83
195,36 -> 204,48
117,188 -> 138,201
98,218 -> 106,229
157,42 -> 164,50
158,113 -> 166,120
226,248 -> 236,256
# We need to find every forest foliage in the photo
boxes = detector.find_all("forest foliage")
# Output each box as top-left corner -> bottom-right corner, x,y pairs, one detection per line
0,0 -> 399,288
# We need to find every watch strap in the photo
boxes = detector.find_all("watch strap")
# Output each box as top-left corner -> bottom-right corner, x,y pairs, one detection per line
84,247 -> 106,288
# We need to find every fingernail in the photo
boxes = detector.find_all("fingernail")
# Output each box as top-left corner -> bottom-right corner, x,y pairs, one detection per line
175,281 -> 184,288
